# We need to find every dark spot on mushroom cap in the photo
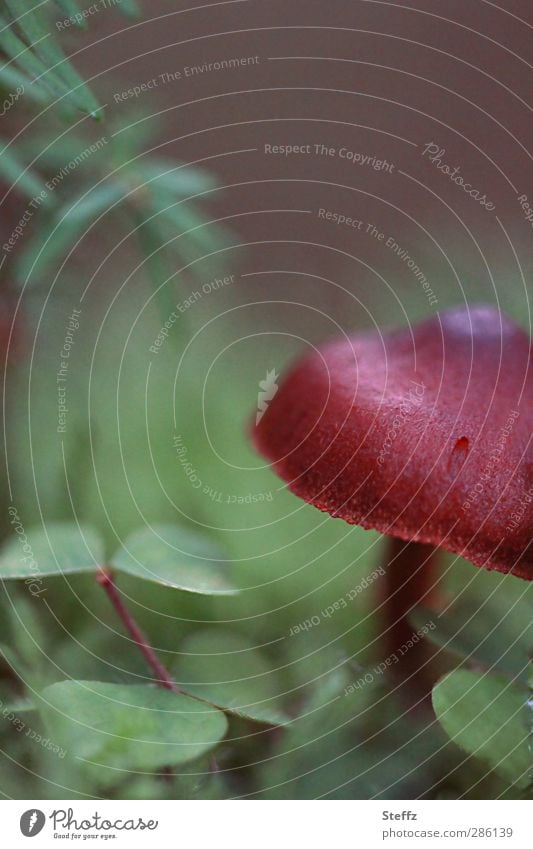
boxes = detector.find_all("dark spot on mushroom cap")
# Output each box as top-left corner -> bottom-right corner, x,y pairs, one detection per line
253,305 -> 533,580
449,437 -> 470,476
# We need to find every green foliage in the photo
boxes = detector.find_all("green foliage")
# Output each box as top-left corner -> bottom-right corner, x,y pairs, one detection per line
0,145 -> 50,199
0,3 -> 230,338
3,0 -> 100,117
12,113 -> 231,315
41,680 -> 228,777
1,0 -> 531,805
0,520 -> 238,595
0,695 -> 35,713
0,522 -> 103,578
411,578 -> 532,679
110,524 -> 239,596
174,629 -> 290,725
256,668 -> 456,800
0,0 -> 138,118
432,670 -> 531,789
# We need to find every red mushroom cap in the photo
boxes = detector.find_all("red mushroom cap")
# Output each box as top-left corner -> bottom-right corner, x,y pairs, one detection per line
253,305 -> 533,580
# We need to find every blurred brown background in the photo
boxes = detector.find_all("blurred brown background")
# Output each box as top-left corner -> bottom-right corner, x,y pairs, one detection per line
61,0 -> 532,334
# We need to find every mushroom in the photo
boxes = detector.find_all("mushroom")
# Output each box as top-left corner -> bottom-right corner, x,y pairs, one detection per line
252,305 -> 532,668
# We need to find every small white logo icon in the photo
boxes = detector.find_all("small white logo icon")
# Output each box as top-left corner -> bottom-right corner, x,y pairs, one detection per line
256,369 -> 279,424
20,809 -> 46,837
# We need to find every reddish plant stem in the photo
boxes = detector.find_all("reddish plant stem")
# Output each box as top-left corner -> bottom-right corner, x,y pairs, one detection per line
96,567 -> 179,693
97,569 -> 221,777
382,538 -> 440,682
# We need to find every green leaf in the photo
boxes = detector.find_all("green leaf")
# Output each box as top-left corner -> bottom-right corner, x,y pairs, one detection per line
0,16 -> 70,100
113,0 -> 140,16
17,181 -> 129,284
0,593 -> 53,689
12,0 -> 100,116
432,670 -> 531,788
141,160 -> 218,196
145,200 -> 231,297
16,183 -> 127,282
111,524 -> 239,596
16,230 -> 67,285
8,0 -> 101,116
256,671 -> 444,800
54,1 -> 88,28
0,6 -> 101,117
174,629 -> 289,725
15,210 -> 90,284
0,695 -> 36,714
41,680 -> 228,773
110,110 -> 156,160
0,522 -> 103,579
53,0 -> 139,24
163,202 -> 227,252
0,642 -> 27,678
411,597 -> 532,678
0,64 -> 47,104
18,129 -> 102,167
65,182 -> 129,222
161,202 -> 233,278
129,210 -> 181,321
6,1 -> 58,67
0,144 -> 49,199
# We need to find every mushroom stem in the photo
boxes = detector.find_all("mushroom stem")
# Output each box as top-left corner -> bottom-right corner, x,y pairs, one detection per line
96,567 -> 179,693
382,537 -> 440,681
